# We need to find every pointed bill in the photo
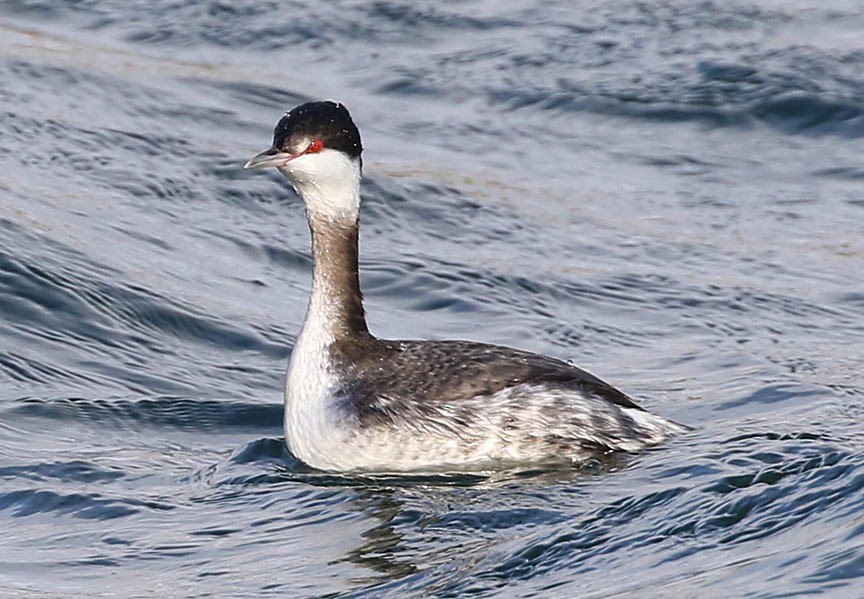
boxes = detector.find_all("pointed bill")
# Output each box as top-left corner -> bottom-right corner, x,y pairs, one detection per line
244,146 -> 298,169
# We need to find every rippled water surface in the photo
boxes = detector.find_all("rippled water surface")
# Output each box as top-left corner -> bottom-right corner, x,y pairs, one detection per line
2,1 -> 863,597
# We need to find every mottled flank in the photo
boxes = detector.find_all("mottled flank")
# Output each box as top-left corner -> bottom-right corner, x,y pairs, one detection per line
338,381 -> 684,471
328,339 -> 685,470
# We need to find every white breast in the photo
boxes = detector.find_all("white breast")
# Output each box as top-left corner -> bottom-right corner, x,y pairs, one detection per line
283,313 -> 350,471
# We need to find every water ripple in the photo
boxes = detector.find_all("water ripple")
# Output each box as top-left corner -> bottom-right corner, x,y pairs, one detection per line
6,396 -> 282,432
1,0 -> 863,596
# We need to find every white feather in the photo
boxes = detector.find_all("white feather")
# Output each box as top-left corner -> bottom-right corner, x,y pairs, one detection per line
278,148 -> 361,222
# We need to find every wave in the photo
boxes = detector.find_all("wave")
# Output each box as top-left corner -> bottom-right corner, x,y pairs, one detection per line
5,396 -> 282,432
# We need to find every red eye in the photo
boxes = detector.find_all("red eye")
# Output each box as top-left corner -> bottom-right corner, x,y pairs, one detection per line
308,139 -> 324,153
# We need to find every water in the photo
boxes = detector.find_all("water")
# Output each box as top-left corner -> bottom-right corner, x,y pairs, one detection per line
1,1 -> 863,596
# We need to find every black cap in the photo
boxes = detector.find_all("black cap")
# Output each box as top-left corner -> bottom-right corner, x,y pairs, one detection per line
272,101 -> 362,159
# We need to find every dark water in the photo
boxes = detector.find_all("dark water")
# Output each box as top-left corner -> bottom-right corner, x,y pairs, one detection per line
2,1 -> 863,596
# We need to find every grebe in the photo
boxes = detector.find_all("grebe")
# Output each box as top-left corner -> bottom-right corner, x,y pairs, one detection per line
245,100 -> 684,472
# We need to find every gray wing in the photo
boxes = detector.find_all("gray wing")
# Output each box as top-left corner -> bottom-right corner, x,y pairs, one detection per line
330,338 -> 644,425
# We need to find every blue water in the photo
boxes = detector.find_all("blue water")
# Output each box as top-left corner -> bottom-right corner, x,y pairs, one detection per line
2,1 -> 863,596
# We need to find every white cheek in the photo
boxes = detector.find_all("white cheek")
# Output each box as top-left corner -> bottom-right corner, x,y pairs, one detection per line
279,149 -> 361,220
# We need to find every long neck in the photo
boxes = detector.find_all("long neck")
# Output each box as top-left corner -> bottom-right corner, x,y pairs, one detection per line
304,213 -> 370,342
287,153 -> 370,346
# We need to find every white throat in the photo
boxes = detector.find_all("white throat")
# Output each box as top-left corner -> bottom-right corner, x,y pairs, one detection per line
279,148 -> 362,222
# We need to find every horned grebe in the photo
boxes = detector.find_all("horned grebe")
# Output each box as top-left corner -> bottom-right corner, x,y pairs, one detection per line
244,100 -> 685,472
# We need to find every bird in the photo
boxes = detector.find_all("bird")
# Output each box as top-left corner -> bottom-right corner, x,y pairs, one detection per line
244,100 -> 685,472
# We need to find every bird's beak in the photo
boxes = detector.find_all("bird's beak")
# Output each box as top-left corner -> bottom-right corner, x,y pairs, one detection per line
243,146 -> 297,169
